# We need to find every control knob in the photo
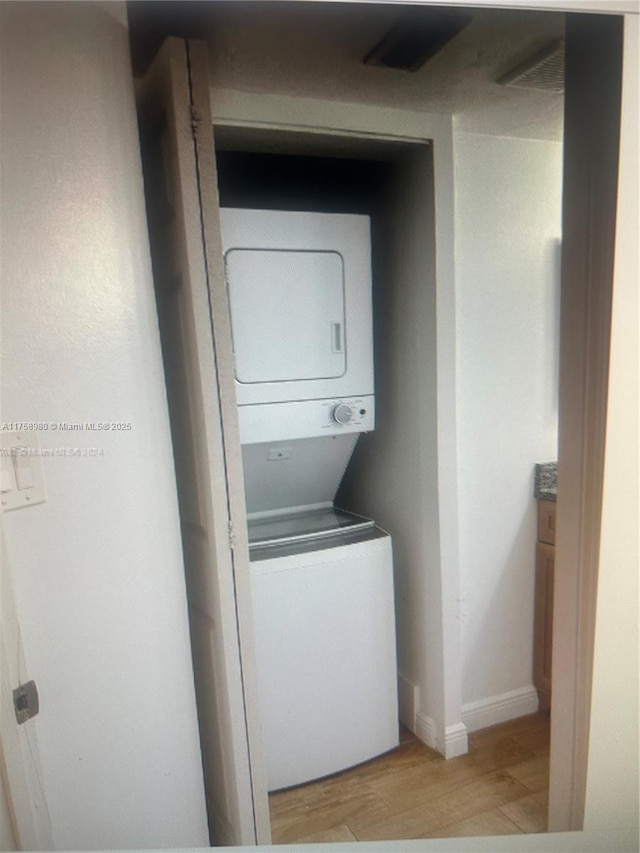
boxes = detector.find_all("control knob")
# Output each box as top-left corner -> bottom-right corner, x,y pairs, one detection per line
331,403 -> 353,425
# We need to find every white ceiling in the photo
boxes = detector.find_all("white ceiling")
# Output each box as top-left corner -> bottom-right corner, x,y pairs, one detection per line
202,3 -> 565,141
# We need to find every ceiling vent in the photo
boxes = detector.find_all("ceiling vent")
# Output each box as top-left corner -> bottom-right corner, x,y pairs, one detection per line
363,9 -> 472,72
498,40 -> 565,94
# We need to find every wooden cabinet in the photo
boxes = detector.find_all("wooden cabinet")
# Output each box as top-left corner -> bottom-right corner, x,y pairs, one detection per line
534,500 -> 556,712
537,499 -> 556,545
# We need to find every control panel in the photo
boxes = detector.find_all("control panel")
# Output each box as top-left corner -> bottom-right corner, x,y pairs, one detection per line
238,396 -> 375,445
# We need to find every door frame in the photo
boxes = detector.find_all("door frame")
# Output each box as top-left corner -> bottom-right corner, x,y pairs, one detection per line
212,94 -> 464,757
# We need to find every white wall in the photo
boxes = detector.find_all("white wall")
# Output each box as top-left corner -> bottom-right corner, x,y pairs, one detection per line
454,132 -> 563,715
339,143 -> 465,757
0,3 -> 208,849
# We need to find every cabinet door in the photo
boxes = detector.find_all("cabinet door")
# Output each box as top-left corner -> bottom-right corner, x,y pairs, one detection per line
537,499 -> 557,545
534,542 -> 555,708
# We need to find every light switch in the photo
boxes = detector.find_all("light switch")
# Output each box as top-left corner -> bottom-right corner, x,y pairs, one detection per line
1,456 -> 14,494
14,449 -> 35,490
0,432 -> 46,511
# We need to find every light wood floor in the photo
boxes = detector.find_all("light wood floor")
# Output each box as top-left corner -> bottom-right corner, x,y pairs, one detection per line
269,713 -> 550,844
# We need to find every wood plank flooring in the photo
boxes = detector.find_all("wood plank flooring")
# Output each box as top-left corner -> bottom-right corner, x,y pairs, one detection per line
270,713 -> 550,844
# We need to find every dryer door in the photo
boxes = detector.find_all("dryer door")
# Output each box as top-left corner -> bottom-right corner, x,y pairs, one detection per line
221,209 -> 374,406
226,248 -> 346,384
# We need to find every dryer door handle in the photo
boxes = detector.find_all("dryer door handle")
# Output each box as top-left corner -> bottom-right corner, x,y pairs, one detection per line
331,322 -> 343,353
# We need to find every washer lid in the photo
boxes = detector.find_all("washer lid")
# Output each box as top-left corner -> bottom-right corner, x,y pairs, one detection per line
247,507 -> 374,548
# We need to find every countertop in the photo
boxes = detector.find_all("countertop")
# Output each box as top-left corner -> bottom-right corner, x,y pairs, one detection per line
534,461 -> 557,501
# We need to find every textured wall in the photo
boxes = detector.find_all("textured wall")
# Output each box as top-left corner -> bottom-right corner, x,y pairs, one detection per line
0,3 -> 208,848
454,132 -> 562,708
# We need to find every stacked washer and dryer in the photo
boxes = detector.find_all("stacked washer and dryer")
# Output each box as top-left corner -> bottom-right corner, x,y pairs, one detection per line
220,208 -> 399,792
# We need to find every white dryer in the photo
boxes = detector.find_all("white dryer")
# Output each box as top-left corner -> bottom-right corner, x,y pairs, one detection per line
221,208 -> 374,412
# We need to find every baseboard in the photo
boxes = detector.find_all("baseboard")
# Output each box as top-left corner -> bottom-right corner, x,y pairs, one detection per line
399,677 -> 535,751
415,709 -> 438,750
444,722 -> 469,758
397,673 -> 417,731
401,675 -> 469,759
414,711 -> 468,758
462,685 -> 539,732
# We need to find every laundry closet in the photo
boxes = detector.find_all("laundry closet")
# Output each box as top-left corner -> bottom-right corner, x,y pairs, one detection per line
218,160 -> 398,790
212,135 -> 444,782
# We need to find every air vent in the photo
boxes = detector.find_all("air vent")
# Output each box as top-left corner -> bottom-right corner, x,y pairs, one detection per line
498,40 -> 565,94
363,9 -> 472,72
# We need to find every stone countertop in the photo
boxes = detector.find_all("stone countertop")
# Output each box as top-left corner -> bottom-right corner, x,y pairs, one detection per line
534,462 -> 557,501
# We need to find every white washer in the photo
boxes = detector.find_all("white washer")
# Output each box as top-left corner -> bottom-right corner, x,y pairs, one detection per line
248,508 -> 399,791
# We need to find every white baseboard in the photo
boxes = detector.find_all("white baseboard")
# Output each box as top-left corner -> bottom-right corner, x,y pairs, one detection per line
414,711 -> 469,759
444,722 -> 469,759
397,673 -> 417,731
401,677 -> 537,754
415,709 -> 438,750
400,673 -> 470,759
462,685 -> 539,732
